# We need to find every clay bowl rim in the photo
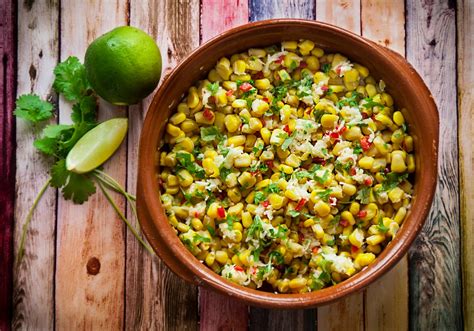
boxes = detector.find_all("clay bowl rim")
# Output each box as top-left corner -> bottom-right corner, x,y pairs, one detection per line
137,19 -> 438,309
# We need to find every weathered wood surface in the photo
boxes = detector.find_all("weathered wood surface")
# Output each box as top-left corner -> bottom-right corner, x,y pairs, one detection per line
6,0 -> 467,330
0,0 -> 15,329
459,0 -> 474,329
125,1 -> 200,330
406,0 -> 462,330
55,1 -> 128,329
13,1 -> 59,330
199,2 -> 249,328
248,1 -> 317,330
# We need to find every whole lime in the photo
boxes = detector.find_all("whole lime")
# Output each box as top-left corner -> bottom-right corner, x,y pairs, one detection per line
84,26 -> 162,105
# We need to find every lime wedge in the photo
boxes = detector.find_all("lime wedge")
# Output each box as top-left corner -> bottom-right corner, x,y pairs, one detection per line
66,118 -> 128,174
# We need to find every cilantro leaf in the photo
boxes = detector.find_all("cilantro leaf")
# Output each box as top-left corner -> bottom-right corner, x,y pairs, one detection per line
206,82 -> 219,95
14,94 -> 54,123
322,63 -> 331,74
265,183 -> 281,193
200,126 -> 223,142
254,191 -> 267,204
206,225 -> 216,237
362,97 -> 384,109
317,189 -> 332,202
247,215 -> 263,238
288,210 -> 300,218
379,173 -> 408,192
50,159 -> 95,204
53,56 -> 92,102
281,132 -> 295,151
219,166 -> 232,181
268,251 -> 284,265
353,142 -> 363,155
377,216 -> 389,233
193,233 -> 211,243
356,187 -> 371,204
176,152 -> 206,179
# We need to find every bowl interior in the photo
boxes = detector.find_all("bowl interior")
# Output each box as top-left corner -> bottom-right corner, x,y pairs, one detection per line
137,19 -> 438,308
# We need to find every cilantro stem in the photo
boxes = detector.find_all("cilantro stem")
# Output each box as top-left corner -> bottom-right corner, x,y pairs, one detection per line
96,179 -> 155,256
93,169 -> 136,201
16,178 -> 51,267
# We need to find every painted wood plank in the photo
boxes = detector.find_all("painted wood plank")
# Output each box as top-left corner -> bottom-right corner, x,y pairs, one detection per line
125,0 -> 201,330
12,1 -> 59,330
0,0 -> 16,329
199,1 -> 250,329
406,0 -> 462,329
55,1 -> 128,329
360,1 -> 408,330
315,1 -> 364,330
248,1 -> 316,329
459,0 -> 474,329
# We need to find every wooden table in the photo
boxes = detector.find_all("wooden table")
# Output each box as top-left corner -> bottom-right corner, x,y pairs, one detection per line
1,0 -> 472,330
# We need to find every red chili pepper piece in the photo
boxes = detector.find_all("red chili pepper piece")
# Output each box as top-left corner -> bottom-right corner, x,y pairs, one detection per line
312,247 -> 320,254
340,125 -> 347,133
336,66 -> 342,75
357,210 -> 368,218
225,89 -> 233,96
350,167 -> 357,176
234,265 -> 244,272
262,200 -> 270,208
312,157 -> 326,165
351,245 -> 359,253
361,112 -> 369,119
364,177 -> 373,186
253,71 -> 264,79
295,198 -> 307,211
283,124 -> 291,134
265,160 -> 274,169
194,211 -> 200,218
299,61 -> 308,68
360,136 -> 372,151
208,96 -> 216,104
217,206 -> 226,219
339,219 -> 349,227
239,82 -> 253,92
329,197 -> 337,206
275,55 -> 285,64
203,108 -> 214,120
330,131 -> 340,139
321,85 -> 329,91
262,97 -> 269,103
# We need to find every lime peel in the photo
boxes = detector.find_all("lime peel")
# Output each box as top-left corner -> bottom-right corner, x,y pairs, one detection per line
66,118 -> 128,174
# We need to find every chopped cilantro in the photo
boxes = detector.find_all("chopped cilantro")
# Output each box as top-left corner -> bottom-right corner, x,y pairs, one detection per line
317,189 -> 332,202
268,251 -> 284,265
356,187 -> 371,204
193,234 -> 211,243
254,191 -> 267,204
362,97 -> 384,109
247,215 -> 263,238
379,173 -> 408,192
265,183 -> 281,193
353,142 -> 363,155
219,166 -> 232,181
206,82 -> 219,95
200,126 -> 223,142
322,63 -> 331,74
288,210 -> 300,218
376,216 -> 389,233
175,152 -> 206,179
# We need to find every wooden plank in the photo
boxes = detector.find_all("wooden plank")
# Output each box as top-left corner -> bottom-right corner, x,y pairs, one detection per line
55,1 -> 128,329
199,1 -> 250,329
315,1 -> 363,330
248,1 -> 316,329
12,1 -> 59,330
125,0 -> 200,330
406,0 -> 462,329
0,0 -> 16,329
458,0 -> 474,329
360,1 -> 408,330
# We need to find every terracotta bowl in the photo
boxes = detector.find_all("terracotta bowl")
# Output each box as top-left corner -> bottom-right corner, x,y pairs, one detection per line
137,19 -> 438,309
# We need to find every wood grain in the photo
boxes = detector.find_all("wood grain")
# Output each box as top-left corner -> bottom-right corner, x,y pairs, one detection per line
125,0 -> 200,330
361,1 -> 408,330
406,0 -> 462,329
199,1 -> 250,329
315,1 -> 363,329
458,0 -> 474,329
13,1 -> 59,330
55,1 -> 128,329
249,1 -> 316,329
0,0 -> 15,329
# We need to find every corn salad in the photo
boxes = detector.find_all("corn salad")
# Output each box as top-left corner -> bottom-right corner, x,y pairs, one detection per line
158,40 -> 414,293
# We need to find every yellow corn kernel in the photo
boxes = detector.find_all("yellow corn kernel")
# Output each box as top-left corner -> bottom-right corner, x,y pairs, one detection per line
260,150 -> 274,161
341,210 -> 356,225
285,154 -> 301,168
180,119 -> 198,133
284,189 -> 299,201
366,234 -> 385,246
227,135 -> 246,147
166,174 -> 179,187
195,111 -> 215,125
204,149 -> 218,159
268,193 -> 286,209
277,279 -> 290,293
164,153 -> 177,167
191,218 -> 204,231
225,173 -> 238,188
289,277 -> 307,289
233,59 -> 247,75
177,169 -> 193,187
314,201 -> 331,217
239,249 -> 252,266
349,228 -> 365,247
305,55 -> 320,71
232,99 -> 247,108
177,222 -> 190,233
375,113 -> 394,128
205,252 -> 215,266
165,186 -> 179,194
358,156 -> 375,170
177,102 -> 190,115
230,230 -> 243,243
353,63 -> 369,78
328,85 -> 345,93
238,171 -> 257,188
231,254 -> 241,266
187,87 -> 200,108
373,136 -> 390,155
242,212 -> 253,228
381,92 -> 394,106
320,114 -> 339,129
298,39 -> 315,53
388,222 -> 400,237
228,187 -> 242,203
207,202 -> 220,219
170,112 -> 186,125
391,150 -> 407,173
343,69 -> 360,90
249,48 -> 266,58
251,99 -> 269,117
260,128 -> 271,144
166,123 -> 182,137
393,111 -> 405,126
215,250 -> 229,264
303,219 -> 315,227
255,78 -> 271,90
278,69 -> 292,81
231,73 -> 251,82
354,253 -> 376,268
245,191 -> 256,204
234,153 -> 252,168
343,126 -> 362,141
342,183 -> 357,196
255,179 -> 271,190
350,201 -> 360,215
366,83 -> 377,98
312,223 -> 324,239
407,154 -> 415,173
278,164 -> 293,174
367,244 -> 382,254
388,187 -> 405,203
249,117 -> 263,131
311,47 -> 324,57
282,40 -> 298,50
175,137 -> 194,153
361,203 -> 378,221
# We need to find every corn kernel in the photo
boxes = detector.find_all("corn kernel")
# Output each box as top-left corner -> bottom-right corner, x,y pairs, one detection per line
388,187 -> 405,203
314,201 -> 331,217
255,78 -> 271,90
233,60 -> 247,75
358,156 -> 375,170
234,153 -> 252,167
260,127 -> 271,144
170,112 -> 186,125
366,234 -> 385,246
320,114 -> 339,129
391,151 -> 407,173
354,253 -> 376,268
349,228 -> 365,247
177,169 -> 193,187
215,250 -> 229,264
285,154 -> 301,168
341,211 -> 356,225
227,135 -> 246,147
268,193 -> 286,209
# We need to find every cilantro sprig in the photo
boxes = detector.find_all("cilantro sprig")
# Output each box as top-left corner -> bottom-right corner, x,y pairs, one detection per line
15,56 -> 154,266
